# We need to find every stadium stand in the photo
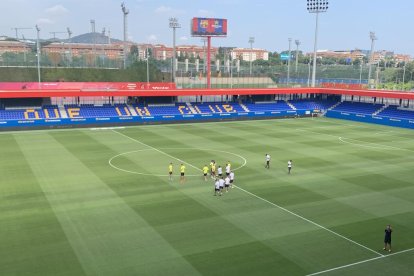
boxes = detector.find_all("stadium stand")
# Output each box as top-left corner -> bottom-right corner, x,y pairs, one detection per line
289,100 -> 338,111
377,106 -> 414,120
132,104 -> 193,116
2,100 -> 414,125
192,102 -> 244,114
0,106 -> 61,120
64,104 -> 131,118
331,101 -> 384,115
243,101 -> 293,112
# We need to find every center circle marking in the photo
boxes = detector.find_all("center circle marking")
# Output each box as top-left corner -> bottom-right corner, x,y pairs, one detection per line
109,147 -> 247,177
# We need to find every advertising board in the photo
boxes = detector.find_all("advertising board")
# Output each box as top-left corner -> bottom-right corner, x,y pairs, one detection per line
191,18 -> 227,36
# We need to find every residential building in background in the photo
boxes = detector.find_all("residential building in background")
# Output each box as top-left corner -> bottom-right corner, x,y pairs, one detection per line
0,40 -> 31,55
230,48 -> 269,61
0,33 -> 411,64
307,49 -> 412,64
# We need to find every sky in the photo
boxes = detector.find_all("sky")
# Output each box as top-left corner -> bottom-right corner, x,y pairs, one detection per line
1,0 -> 413,55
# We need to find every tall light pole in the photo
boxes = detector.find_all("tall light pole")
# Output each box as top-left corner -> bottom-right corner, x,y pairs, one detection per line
307,0 -> 329,87
146,46 -> 150,87
287,38 -> 292,85
169,18 -> 181,83
368,31 -> 377,86
249,37 -> 254,75
402,63 -> 406,91
90,19 -> 97,67
121,2 -> 129,69
295,39 -> 300,73
35,25 -> 41,88
201,38 -> 207,73
67,27 -> 73,64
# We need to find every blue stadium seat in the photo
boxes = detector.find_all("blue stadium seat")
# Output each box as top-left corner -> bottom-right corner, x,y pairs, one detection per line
378,106 -> 414,120
331,102 -> 383,115
244,101 -> 293,112
192,102 -> 243,114
289,100 -> 337,110
64,104 -> 131,118
0,107 -> 61,120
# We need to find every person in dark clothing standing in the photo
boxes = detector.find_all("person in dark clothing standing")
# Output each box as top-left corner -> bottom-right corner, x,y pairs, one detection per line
383,225 -> 392,252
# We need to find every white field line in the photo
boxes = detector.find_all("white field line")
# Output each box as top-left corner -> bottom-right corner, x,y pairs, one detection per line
108,148 -> 247,177
234,185 -> 382,257
295,128 -> 342,139
338,137 -> 406,151
297,128 -> 414,153
306,247 -> 414,276
111,129 -> 383,258
0,116 -> 304,135
112,130 -> 194,168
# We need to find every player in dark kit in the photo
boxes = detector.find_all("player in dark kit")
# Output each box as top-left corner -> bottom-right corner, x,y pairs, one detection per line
383,225 -> 392,252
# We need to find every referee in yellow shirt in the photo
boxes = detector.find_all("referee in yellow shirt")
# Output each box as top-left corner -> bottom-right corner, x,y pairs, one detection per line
168,162 -> 173,181
180,164 -> 186,183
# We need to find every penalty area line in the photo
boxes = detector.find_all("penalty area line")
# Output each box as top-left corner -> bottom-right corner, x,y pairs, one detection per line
306,247 -> 414,276
234,185 -> 383,257
112,129 -> 383,258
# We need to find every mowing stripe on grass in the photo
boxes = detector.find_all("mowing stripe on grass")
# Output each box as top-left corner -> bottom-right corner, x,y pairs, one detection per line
298,127 -> 414,154
233,185 -> 383,257
112,129 -> 383,257
15,132 -> 201,275
306,247 -> 414,276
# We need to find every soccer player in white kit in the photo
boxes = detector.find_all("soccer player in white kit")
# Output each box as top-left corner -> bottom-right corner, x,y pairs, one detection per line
214,179 -> 221,196
265,154 -> 271,169
217,166 -> 223,177
219,177 -> 225,193
225,163 -> 231,176
288,160 -> 292,174
229,171 -> 235,188
224,175 -> 231,192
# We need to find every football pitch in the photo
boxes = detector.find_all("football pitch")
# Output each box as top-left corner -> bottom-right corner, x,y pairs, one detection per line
1,117 -> 413,276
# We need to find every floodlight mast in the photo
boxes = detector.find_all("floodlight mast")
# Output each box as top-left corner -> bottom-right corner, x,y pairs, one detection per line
67,27 -> 73,64
121,2 -> 129,69
248,37 -> 254,75
295,40 -> 301,73
307,0 -> 329,87
169,18 -> 181,84
287,38 -> 292,85
35,25 -> 41,88
368,31 -> 377,87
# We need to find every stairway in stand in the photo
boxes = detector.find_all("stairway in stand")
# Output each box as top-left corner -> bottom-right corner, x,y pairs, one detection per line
373,105 -> 388,116
286,101 -> 297,110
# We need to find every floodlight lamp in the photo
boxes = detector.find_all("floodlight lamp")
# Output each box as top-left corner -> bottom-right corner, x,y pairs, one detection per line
169,18 -> 180,28
307,0 -> 328,13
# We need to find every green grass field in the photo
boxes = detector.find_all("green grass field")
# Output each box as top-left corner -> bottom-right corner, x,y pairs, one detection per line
1,117 -> 413,276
